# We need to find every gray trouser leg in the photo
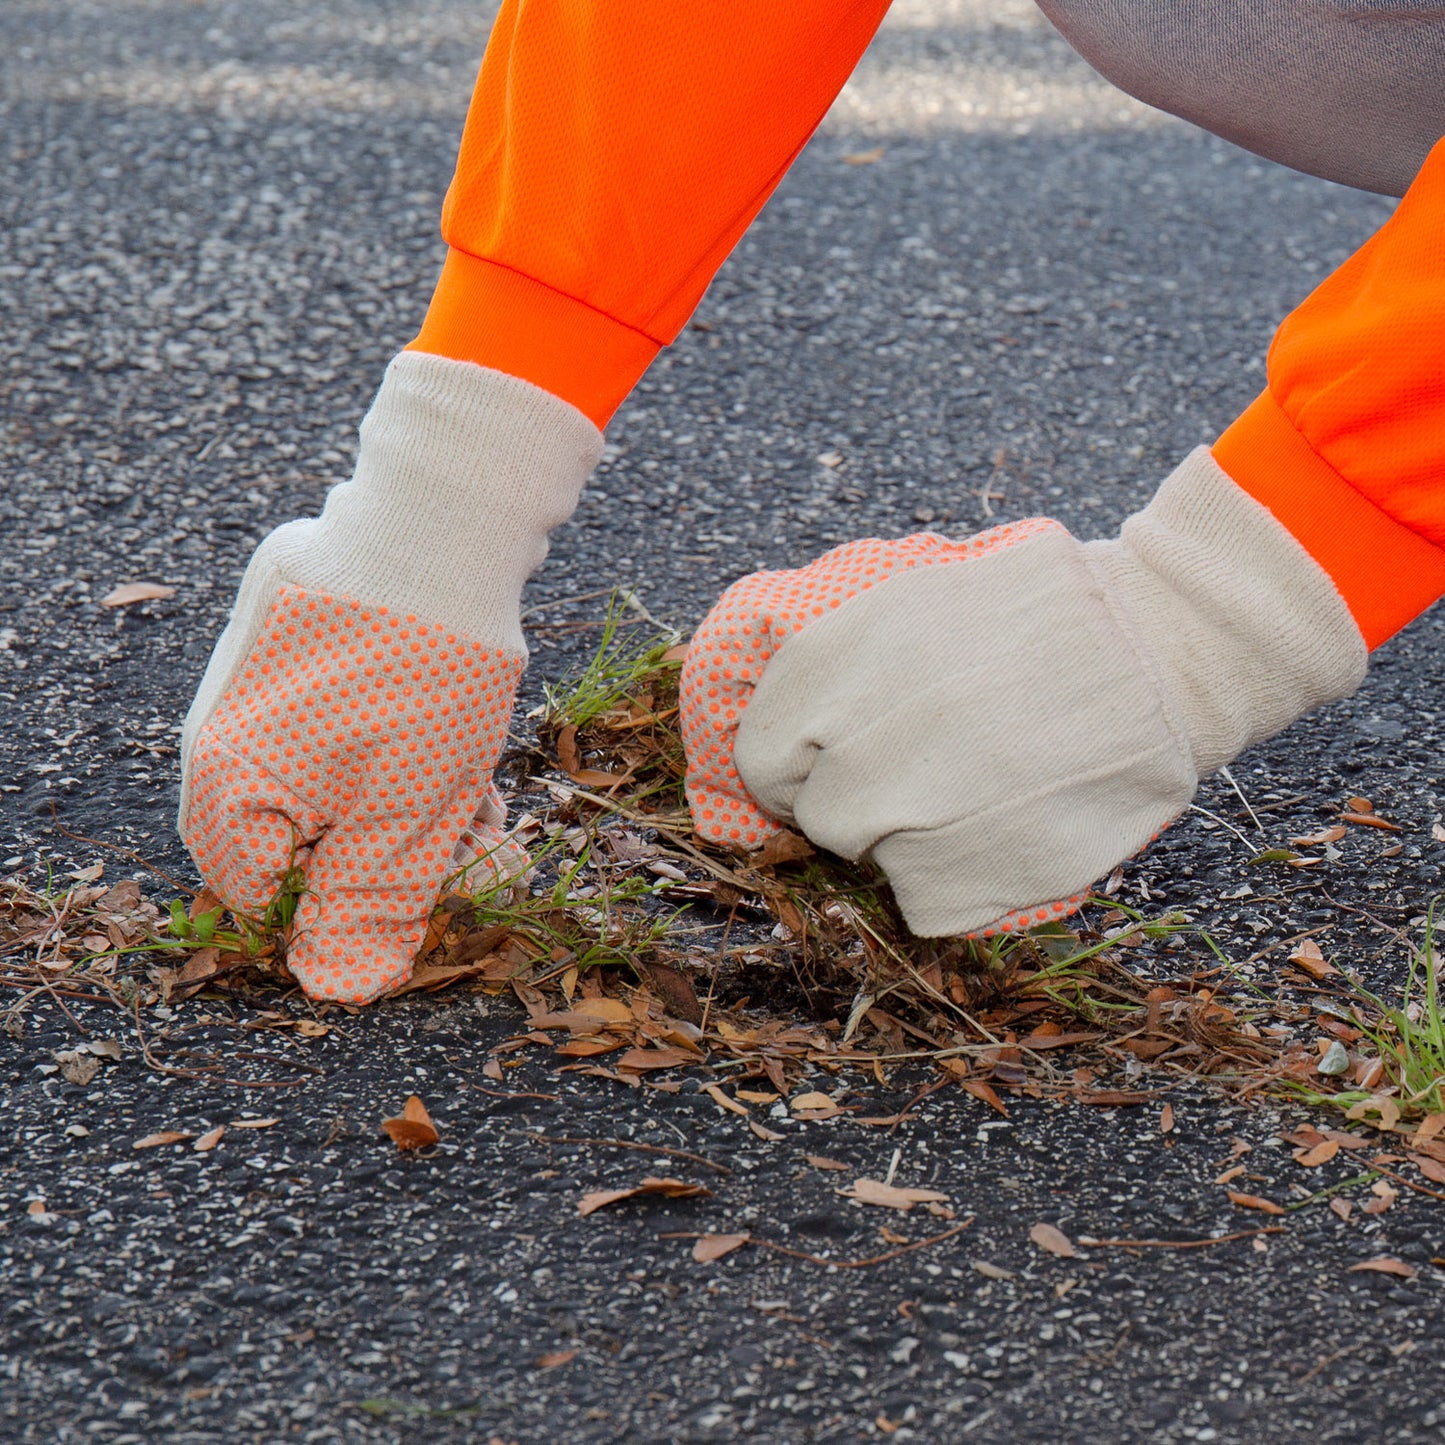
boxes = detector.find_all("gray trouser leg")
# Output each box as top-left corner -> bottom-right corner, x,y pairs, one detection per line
1036,0 -> 1445,196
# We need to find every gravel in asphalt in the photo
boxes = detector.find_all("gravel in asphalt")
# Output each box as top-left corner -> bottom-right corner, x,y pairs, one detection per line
3,1 -> 1443,1440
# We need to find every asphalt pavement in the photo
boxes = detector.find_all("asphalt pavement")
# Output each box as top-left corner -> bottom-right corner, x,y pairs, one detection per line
3,1 -> 1443,1440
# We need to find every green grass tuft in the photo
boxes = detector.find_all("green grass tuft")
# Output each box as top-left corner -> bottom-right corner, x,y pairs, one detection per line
1309,900 -> 1445,1124
542,591 -> 682,730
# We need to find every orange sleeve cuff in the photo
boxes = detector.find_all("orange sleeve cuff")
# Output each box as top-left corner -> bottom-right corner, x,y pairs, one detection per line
407,248 -> 660,430
1214,389 -> 1445,650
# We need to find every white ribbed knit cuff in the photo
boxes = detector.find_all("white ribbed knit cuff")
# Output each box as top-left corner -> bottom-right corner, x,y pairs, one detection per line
268,352 -> 602,649
1085,447 -> 1367,774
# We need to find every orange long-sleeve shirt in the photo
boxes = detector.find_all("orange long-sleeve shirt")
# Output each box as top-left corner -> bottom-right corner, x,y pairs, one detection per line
410,0 -> 1445,650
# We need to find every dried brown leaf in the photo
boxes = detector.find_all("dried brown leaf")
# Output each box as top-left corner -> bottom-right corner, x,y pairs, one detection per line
1340,812 -> 1401,832
568,767 -> 634,790
790,1090 -> 840,1119
633,961 -> 702,1024
385,959 -> 503,997
840,1178 -> 950,1212
100,581 -> 176,607
577,1176 -> 713,1216
1227,1190 -> 1285,1216
703,1083 -> 749,1117
750,830 -> 815,869
176,947 -> 223,985
572,998 -> 634,1026
1293,1138 -> 1341,1168
1019,1030 -> 1103,1050
1362,1180 -> 1398,1216
193,1126 -> 225,1153
615,1046 -> 695,1072
1410,1153 -> 1445,1184
133,1131 -> 194,1150
972,1261 -> 1014,1280
381,1095 -> 439,1152
805,1155 -> 850,1172
1409,1113 -> 1445,1151
1321,1128 -> 1374,1150
1288,938 -> 1338,980
1348,1257 -> 1417,1279
555,1036 -> 625,1058
555,724 -> 581,775
536,1349 -> 578,1369
1345,1093 -> 1401,1131
53,1050 -> 99,1087
1029,1222 -> 1078,1258
692,1232 -> 751,1263
772,894 -> 805,937
185,887 -> 223,922
958,1079 -> 1008,1117
97,879 -> 143,911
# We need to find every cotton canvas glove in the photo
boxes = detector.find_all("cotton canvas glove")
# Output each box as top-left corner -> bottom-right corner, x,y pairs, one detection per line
682,448 -> 1366,935
179,353 -> 601,1001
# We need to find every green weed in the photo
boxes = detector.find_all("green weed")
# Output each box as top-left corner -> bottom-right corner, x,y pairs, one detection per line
448,827 -> 684,982
1303,901 -> 1445,1125
542,591 -> 683,729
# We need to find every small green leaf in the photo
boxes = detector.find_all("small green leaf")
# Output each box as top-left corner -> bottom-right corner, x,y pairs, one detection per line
168,899 -> 193,939
1142,910 -> 1190,940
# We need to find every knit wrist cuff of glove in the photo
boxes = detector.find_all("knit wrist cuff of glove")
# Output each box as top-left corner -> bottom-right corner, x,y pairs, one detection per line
1085,446 -> 1367,777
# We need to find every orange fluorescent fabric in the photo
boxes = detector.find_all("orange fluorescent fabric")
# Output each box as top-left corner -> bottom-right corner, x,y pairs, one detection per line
416,249 -> 662,433
410,0 -> 892,426
1215,135 -> 1445,649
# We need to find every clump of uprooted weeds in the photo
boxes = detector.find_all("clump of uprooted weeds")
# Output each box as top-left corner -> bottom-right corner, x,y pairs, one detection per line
0,859 -> 295,1014
5,595 -> 1443,1174
438,595 -> 1292,1106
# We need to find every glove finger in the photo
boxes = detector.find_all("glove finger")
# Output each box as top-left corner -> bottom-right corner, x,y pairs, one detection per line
680,583 -> 785,849
284,791 -> 483,1002
181,730 -> 324,916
